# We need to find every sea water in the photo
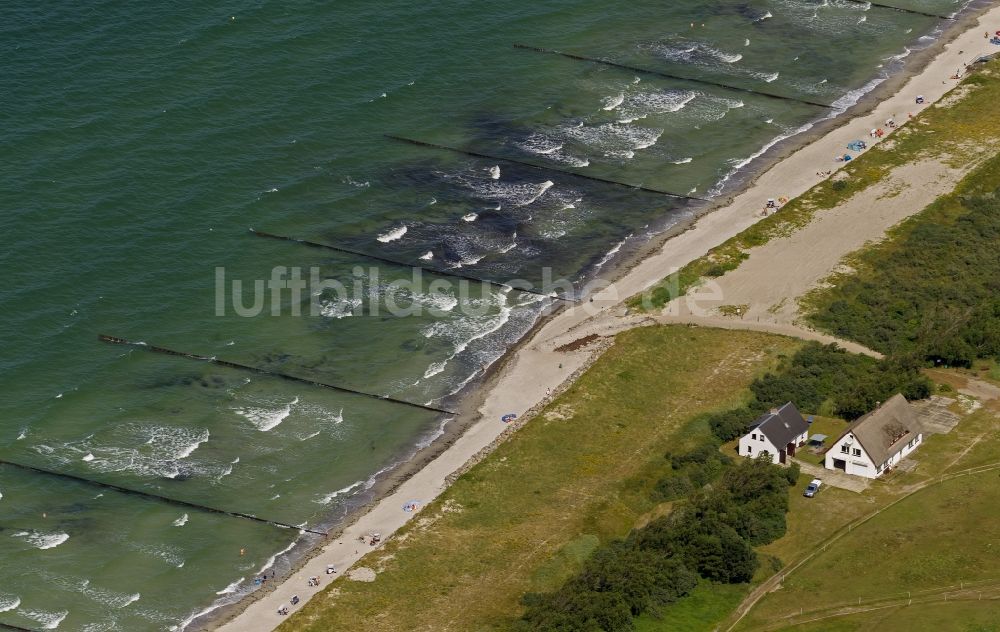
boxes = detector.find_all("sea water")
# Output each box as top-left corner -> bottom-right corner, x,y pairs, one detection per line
0,0 -> 971,628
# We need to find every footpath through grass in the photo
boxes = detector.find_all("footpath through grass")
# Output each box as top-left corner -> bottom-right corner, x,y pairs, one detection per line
632,59 -> 1000,311
771,600 -> 1000,632
733,400 -> 1000,632
279,327 -> 800,632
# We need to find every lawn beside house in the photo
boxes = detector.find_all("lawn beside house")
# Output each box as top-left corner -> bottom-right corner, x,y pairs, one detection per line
732,401 -> 1000,631
278,327 -> 800,632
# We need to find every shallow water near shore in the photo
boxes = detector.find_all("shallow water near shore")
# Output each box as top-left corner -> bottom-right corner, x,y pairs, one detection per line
0,0 -> 974,629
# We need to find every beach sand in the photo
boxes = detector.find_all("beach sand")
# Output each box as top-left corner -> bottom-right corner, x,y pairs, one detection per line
214,6 -> 1000,630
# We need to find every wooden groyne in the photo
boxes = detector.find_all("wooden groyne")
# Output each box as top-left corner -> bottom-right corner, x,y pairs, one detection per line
0,460 -> 327,536
250,229 -> 576,303
513,44 -> 836,109
385,134 -> 709,202
98,334 -> 456,415
842,0 -> 955,20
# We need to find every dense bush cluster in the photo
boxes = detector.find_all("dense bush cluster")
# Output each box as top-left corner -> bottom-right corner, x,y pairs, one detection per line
709,342 -> 931,441
518,338 -> 928,631
518,459 -> 796,631
655,442 -> 732,501
807,164 -> 1000,367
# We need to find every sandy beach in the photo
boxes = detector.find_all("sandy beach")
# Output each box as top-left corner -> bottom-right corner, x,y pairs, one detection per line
214,6 -> 1000,630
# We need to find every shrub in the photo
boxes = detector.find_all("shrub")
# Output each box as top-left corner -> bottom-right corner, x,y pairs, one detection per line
654,475 -> 694,501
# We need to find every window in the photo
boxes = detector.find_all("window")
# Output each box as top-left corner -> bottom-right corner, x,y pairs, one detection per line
840,444 -> 850,454
746,445 -> 752,454
751,433 -> 756,440
852,448 -> 862,457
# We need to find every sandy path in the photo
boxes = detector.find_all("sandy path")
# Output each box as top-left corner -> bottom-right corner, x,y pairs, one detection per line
214,8 -> 1000,630
670,159 -> 973,324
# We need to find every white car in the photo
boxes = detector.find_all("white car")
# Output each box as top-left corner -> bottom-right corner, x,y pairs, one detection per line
804,479 -> 822,498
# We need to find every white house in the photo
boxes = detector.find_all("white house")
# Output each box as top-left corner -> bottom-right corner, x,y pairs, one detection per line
825,394 -> 923,479
738,402 -> 810,465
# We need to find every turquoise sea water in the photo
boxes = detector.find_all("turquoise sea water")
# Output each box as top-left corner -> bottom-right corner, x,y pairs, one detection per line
0,0 -> 971,629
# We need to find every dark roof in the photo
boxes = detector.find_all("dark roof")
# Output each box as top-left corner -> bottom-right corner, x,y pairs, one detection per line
751,402 -> 809,448
827,394 -> 921,465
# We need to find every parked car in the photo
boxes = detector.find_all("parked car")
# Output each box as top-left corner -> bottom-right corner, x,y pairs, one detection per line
804,479 -> 822,498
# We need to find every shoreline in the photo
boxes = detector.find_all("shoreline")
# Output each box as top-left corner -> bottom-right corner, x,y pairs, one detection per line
206,5 -> 1000,630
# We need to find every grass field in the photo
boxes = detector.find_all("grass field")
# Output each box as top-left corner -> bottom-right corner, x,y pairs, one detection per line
771,600 -> 1000,632
634,582 -> 747,632
632,59 -> 1000,310
734,401 -> 1000,632
278,326 -> 802,632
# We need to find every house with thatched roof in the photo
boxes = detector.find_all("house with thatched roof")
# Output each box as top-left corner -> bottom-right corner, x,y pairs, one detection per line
824,394 -> 923,479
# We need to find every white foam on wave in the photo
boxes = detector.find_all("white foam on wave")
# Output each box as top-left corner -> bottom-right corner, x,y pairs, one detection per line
234,397 -> 298,432
123,540 -> 185,568
319,296 -> 362,319
419,251 -> 434,261
315,480 -> 365,505
0,594 -> 20,613
709,118 -> 816,197
462,212 -> 478,222
377,225 -> 407,243
449,253 -> 485,268
489,165 -> 500,180
516,132 -> 589,167
423,361 -> 448,379
755,11 -> 773,22
617,90 -> 696,123
173,513 -> 189,527
497,232 -> 518,254
22,609 -> 68,629
560,121 -> 662,158
672,157 -> 693,164
215,578 -> 245,596
259,540 -> 299,576
602,91 -> 625,111
173,430 -> 209,459
69,425 -> 211,479
652,41 -> 743,64
421,287 -> 515,358
13,531 -> 69,550
520,180 -> 553,206
594,234 -> 631,270
46,575 -> 142,610
342,175 -> 370,189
